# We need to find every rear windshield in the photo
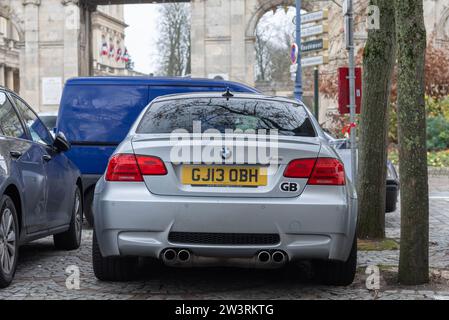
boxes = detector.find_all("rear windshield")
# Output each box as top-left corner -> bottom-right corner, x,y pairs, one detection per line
136,98 -> 316,137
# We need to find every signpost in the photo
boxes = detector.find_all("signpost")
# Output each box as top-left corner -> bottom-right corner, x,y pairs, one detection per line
301,38 -> 328,53
291,8 -> 329,121
293,0 -> 303,101
344,0 -> 358,184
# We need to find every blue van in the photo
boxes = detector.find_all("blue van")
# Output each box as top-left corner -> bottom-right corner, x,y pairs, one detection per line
57,77 -> 259,224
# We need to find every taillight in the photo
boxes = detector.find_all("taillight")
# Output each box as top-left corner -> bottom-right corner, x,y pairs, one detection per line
283,159 -> 317,178
105,154 -> 167,182
283,157 -> 345,185
136,155 -> 167,175
308,158 -> 345,185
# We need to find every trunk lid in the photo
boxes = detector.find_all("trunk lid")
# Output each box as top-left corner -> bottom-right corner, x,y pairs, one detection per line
131,134 -> 321,198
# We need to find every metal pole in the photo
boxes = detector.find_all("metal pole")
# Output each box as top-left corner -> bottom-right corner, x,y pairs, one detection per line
294,0 -> 303,101
314,67 -> 319,121
347,0 -> 357,184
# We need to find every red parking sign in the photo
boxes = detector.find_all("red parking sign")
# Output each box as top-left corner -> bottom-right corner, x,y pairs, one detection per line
338,67 -> 362,114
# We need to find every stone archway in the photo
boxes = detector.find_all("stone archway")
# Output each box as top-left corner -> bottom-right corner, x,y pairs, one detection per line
245,0 -> 314,38
243,0 -> 316,87
436,6 -> 449,48
0,1 -> 24,92
0,2 -> 25,42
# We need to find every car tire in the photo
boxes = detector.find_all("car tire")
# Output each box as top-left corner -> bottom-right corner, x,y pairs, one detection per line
84,189 -> 94,227
314,236 -> 357,286
53,186 -> 83,250
92,230 -> 138,281
0,195 -> 19,289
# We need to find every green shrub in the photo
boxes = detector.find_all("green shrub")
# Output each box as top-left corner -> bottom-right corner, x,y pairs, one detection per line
427,116 -> 449,151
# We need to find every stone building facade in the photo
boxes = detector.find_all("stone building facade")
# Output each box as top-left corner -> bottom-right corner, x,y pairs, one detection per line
0,0 -> 133,112
92,5 -> 134,76
0,0 -> 447,113
0,11 -> 20,92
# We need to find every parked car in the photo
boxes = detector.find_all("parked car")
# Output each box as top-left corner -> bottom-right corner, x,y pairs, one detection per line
92,92 -> 357,286
38,111 -> 58,136
57,77 -> 260,226
324,132 -> 399,212
0,87 -> 83,288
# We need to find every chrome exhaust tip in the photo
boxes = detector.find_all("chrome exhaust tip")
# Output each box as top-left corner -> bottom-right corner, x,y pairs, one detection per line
272,251 -> 286,263
162,248 -> 177,263
257,251 -> 271,263
177,249 -> 191,262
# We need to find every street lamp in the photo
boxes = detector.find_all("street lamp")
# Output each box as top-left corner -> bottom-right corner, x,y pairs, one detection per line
294,0 -> 303,101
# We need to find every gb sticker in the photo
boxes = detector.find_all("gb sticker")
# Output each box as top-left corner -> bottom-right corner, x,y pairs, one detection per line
280,182 -> 299,192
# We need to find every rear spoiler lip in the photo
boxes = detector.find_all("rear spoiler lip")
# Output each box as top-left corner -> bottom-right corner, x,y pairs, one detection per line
131,133 -> 321,146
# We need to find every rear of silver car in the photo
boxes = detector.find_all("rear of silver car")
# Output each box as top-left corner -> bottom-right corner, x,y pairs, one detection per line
93,94 -> 357,285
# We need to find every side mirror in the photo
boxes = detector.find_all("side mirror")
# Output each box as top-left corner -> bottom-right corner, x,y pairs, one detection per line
53,132 -> 71,152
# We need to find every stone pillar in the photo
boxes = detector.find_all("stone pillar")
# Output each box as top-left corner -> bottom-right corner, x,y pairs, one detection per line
191,0 -> 206,78
230,0 -> 247,84
22,0 -> 41,109
6,68 -> 14,91
0,64 -> 5,87
62,0 -> 81,81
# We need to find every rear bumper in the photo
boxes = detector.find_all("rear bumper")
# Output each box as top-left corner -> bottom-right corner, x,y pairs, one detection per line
93,179 -> 357,263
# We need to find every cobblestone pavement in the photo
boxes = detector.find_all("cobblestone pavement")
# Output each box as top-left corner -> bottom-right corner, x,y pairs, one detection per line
0,176 -> 448,300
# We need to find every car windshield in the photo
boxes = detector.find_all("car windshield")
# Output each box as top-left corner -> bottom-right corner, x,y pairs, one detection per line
136,98 -> 316,137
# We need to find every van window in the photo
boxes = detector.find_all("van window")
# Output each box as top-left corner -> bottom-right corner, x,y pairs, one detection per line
58,85 -> 149,144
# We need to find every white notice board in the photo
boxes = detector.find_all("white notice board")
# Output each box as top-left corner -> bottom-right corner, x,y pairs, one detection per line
42,77 -> 62,105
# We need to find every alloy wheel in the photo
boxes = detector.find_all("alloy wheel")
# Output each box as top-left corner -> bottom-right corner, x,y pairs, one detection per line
0,208 -> 16,274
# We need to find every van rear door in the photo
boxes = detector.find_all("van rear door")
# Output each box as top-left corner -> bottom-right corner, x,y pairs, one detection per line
57,84 -> 149,175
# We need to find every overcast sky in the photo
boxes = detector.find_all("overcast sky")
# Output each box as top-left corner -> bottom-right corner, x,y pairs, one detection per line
124,4 -> 162,75
124,4 -> 296,75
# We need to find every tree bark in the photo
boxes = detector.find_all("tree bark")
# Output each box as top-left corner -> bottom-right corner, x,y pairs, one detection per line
357,0 -> 396,239
395,0 -> 429,284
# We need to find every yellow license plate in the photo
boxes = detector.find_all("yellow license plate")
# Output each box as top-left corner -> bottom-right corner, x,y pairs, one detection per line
181,165 -> 267,186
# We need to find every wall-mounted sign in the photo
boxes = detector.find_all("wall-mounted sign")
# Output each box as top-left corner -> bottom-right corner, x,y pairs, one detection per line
301,23 -> 328,38
42,77 -> 62,105
301,38 -> 329,53
301,9 -> 329,25
301,55 -> 329,67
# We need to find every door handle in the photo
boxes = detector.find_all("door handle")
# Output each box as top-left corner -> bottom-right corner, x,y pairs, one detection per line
42,154 -> 52,162
10,151 -> 22,159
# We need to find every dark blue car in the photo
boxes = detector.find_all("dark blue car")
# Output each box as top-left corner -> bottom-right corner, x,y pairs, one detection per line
56,77 -> 259,224
0,87 -> 83,288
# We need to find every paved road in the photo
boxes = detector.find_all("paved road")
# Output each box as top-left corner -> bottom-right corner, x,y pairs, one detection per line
1,176 -> 448,300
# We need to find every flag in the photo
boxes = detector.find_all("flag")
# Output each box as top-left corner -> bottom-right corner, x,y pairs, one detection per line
116,47 -> 122,62
100,41 -> 108,56
109,43 -> 115,58
121,47 -> 130,62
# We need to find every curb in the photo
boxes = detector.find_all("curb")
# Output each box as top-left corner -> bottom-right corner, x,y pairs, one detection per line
428,167 -> 449,177
393,166 -> 449,177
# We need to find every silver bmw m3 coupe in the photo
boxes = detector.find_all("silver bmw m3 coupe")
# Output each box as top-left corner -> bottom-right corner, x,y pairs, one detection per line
92,92 -> 357,286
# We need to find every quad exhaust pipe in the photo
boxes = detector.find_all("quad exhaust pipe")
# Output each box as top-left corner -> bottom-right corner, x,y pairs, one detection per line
257,250 -> 287,264
162,248 -> 191,264
257,251 -> 271,263
177,249 -> 191,262
162,248 -> 287,267
271,251 -> 286,264
162,248 -> 177,263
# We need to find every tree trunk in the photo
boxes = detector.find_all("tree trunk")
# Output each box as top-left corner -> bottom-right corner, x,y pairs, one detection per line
395,0 -> 429,284
357,0 -> 396,239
